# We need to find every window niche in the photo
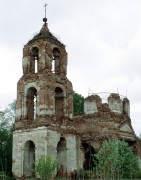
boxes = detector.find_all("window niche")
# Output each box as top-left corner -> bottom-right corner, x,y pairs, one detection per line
23,140 -> 35,177
57,136 -> 67,173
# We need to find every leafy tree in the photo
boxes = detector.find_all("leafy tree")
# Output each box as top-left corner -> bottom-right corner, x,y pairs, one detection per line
0,101 -> 16,177
94,140 -> 141,179
35,155 -> 57,180
4,101 -> 16,125
73,91 -> 84,115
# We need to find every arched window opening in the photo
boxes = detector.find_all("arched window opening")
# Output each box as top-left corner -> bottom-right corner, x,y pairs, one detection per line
57,136 -> 67,175
23,140 -> 35,177
26,87 -> 37,121
55,87 -> 64,120
81,142 -> 96,171
52,48 -> 61,74
31,47 -> 39,73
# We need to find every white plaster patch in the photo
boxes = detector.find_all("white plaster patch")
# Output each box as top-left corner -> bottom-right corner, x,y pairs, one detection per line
16,109 -> 21,118
84,101 -> 97,114
109,101 -> 123,113
119,124 -> 133,133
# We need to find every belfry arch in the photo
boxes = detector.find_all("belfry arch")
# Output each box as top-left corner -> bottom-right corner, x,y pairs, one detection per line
55,87 -> 64,120
52,48 -> 61,74
26,87 -> 37,121
31,47 -> 39,73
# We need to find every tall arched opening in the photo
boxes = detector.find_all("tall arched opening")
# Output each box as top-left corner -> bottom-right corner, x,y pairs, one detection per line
26,87 -> 37,121
31,47 -> 39,73
52,48 -> 61,74
55,87 -> 64,120
81,142 -> 96,171
57,136 -> 67,175
23,140 -> 35,177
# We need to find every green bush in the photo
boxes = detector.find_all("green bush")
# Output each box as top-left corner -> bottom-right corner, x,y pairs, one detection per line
35,155 -> 57,180
94,140 -> 141,179
73,91 -> 84,115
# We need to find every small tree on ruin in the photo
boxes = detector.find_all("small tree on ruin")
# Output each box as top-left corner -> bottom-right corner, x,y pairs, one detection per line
94,140 -> 141,179
73,91 -> 84,115
35,155 -> 57,180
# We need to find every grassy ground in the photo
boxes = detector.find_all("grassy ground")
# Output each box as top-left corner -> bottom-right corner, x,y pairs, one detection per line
24,177 -> 141,180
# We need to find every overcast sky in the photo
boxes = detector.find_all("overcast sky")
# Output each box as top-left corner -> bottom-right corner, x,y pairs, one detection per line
0,0 -> 141,136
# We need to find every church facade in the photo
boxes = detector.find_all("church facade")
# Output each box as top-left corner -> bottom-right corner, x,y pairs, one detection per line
12,16 -> 141,179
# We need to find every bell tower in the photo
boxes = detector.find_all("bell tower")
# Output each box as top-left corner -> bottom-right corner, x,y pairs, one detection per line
12,15 -> 74,178
16,16 -> 73,122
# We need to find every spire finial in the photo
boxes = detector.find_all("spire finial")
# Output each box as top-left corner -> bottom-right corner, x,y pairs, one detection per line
44,3 -> 48,18
43,3 -> 48,23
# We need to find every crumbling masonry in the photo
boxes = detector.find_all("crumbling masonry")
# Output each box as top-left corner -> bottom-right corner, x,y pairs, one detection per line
12,17 -> 141,179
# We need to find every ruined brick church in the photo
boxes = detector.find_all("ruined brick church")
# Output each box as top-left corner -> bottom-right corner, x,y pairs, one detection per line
12,15 -> 141,179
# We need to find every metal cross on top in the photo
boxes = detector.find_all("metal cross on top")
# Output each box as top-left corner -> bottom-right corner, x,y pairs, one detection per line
44,3 -> 48,18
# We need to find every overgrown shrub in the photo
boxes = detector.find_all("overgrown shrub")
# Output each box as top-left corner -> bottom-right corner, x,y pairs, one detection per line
94,140 -> 141,179
35,155 -> 57,180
